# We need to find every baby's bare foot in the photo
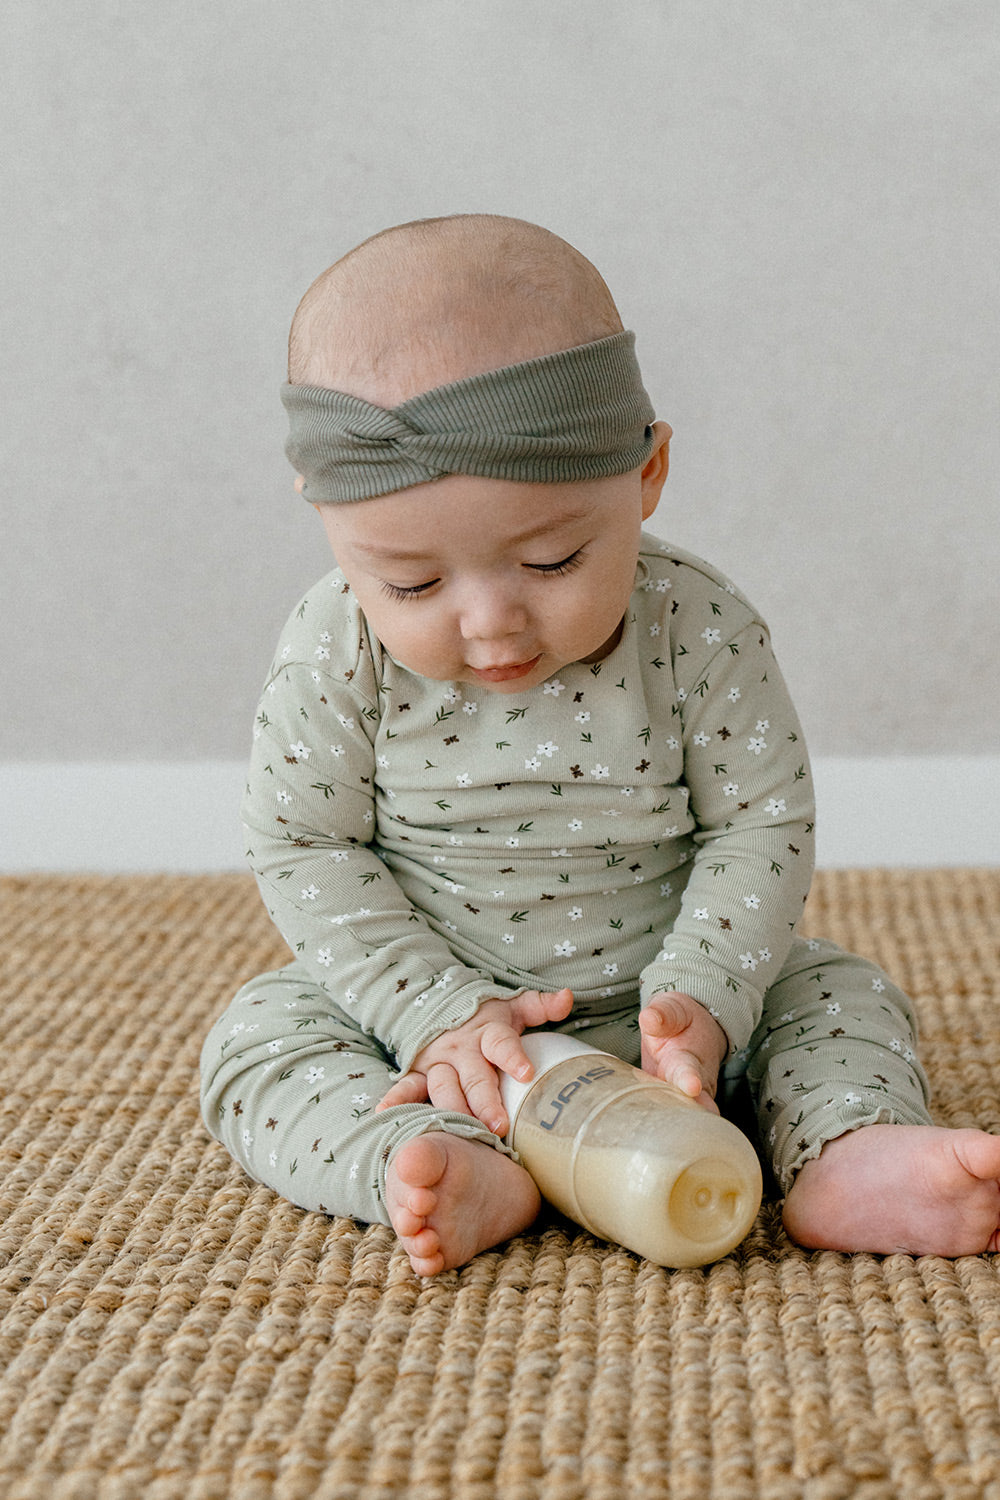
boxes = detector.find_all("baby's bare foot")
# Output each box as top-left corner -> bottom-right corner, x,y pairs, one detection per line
385,1133 -> 541,1276
783,1124 -> 1000,1256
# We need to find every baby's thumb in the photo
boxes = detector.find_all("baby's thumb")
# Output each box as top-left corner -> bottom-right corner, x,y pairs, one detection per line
640,991 -> 690,1037
511,987 -> 574,1029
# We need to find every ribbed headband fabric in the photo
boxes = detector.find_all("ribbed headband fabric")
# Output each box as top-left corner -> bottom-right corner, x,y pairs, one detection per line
281,330 -> 655,502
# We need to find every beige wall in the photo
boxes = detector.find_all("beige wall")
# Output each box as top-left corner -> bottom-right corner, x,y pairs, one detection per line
4,1 -> 998,766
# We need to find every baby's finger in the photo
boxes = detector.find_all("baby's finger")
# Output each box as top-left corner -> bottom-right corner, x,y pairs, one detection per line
479,1018 -> 547,1083
376,1071 -> 429,1112
424,1061 -> 475,1118
658,1051 -> 721,1113
459,1065 -> 509,1137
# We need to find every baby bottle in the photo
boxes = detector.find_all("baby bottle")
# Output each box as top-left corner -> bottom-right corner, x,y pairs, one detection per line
501,1032 -> 762,1268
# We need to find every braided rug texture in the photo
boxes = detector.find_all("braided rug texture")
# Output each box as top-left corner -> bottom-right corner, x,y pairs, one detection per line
1,869 -> 1000,1500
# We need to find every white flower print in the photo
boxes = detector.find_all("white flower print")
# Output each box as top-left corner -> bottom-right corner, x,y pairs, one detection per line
525,757 -> 542,771
568,819 -> 583,832
747,736 -> 767,755
826,1003 -> 841,1015
351,1092 -> 371,1108
305,1065 -> 325,1084
569,906 -> 584,921
554,941 -> 577,957
676,689 -> 687,703
537,741 -> 558,758
650,623 -> 661,637
575,711 -> 591,724
744,894 -> 760,909
723,782 -> 739,798
277,789 -> 291,805
502,934 -> 515,944
329,851 -> 349,862
337,714 -> 355,730
344,989 -> 358,1005
269,1150 -> 278,1168
693,908 -> 710,921
544,679 -> 565,696
267,1040 -> 283,1054
728,688 -> 741,702
655,578 -> 672,593
603,963 -> 619,977
666,737 -> 679,751
759,949 -> 772,964
765,798 -> 786,817
506,837 -> 520,848
443,688 -> 462,703
457,772 -> 472,786
330,744 -> 345,757
463,702 -> 478,714
377,754 -> 389,769
301,885 -> 320,901
755,720 -> 770,734
591,765 -> 610,779
702,628 -> 722,645
315,645 -> 331,661
349,1162 -> 360,1180
551,848 -> 570,858
872,977 -> 886,993
739,952 -> 758,971
317,947 -> 333,966
289,740 -> 312,760
660,882 -> 673,897
693,732 -> 710,747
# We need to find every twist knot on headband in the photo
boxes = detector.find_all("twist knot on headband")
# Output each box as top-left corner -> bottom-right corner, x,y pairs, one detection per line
281,330 -> 655,502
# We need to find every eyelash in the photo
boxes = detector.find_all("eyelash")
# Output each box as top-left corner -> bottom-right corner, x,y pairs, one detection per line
379,548 -> 587,602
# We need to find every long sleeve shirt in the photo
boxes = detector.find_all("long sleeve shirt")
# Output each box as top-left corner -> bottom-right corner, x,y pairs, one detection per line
241,534 -> 815,1072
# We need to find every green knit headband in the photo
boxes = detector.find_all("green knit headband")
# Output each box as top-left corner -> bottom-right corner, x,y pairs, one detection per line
281,330 -> 655,503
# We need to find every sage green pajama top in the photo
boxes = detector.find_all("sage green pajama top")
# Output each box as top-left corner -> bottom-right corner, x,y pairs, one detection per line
201,535 -> 929,1220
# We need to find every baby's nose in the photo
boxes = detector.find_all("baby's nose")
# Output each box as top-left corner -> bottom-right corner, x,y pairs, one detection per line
458,583 -> 529,641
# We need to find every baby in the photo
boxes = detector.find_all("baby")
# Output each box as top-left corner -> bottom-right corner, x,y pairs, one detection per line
202,214 -> 1000,1275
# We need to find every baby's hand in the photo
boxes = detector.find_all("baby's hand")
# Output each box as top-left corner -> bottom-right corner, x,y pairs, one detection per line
639,991 -> 728,1113
376,988 -> 574,1137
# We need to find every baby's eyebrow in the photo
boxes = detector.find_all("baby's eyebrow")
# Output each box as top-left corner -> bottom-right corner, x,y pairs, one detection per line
354,508 -> 593,563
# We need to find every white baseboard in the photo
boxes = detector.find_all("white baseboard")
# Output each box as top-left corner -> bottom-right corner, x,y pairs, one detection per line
2,758 -> 998,873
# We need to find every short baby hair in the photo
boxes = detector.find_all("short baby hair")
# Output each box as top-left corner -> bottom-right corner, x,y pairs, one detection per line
287,214 -> 624,403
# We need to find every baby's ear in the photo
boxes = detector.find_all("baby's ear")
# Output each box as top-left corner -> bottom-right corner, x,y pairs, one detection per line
640,421 -> 672,519
294,473 -> 306,494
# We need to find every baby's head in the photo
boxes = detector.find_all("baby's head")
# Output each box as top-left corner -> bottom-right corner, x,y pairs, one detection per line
284,215 -> 671,692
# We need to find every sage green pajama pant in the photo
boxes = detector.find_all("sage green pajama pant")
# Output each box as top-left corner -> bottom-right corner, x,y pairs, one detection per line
200,935 -> 932,1223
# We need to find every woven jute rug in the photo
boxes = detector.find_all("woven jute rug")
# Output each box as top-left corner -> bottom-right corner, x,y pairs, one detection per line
2,870 -> 1000,1500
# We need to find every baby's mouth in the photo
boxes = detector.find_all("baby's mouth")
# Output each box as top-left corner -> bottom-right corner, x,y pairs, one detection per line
469,655 -> 542,683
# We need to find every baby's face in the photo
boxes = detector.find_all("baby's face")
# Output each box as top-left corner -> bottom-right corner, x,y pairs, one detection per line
318,445 -> 666,693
